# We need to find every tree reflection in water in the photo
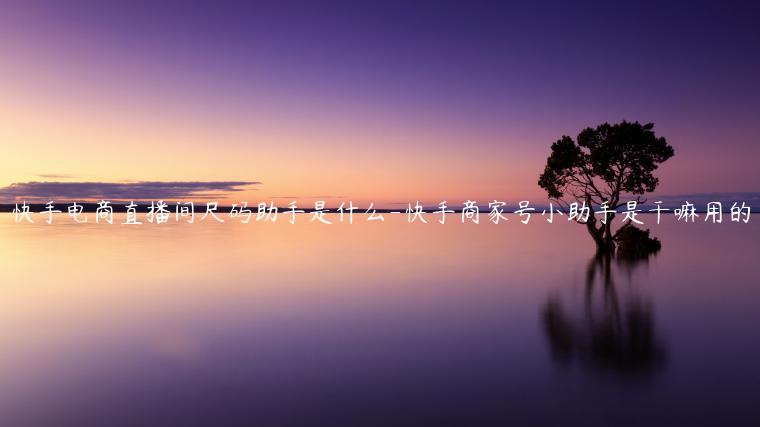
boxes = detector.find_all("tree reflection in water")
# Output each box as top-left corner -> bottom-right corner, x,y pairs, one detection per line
543,254 -> 666,378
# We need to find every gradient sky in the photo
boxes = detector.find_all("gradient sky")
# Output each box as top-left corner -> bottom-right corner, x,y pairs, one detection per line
1,1 -> 758,205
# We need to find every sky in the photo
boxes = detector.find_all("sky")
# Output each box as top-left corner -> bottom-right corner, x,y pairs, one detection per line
1,1 -> 758,206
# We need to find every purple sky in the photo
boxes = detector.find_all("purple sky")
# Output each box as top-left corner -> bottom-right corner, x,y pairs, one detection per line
0,1 -> 758,203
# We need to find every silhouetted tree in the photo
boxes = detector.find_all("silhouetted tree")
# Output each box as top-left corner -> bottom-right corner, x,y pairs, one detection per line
538,121 -> 674,253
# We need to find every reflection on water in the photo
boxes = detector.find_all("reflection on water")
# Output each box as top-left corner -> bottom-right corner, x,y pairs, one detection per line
543,255 -> 666,377
0,214 -> 759,425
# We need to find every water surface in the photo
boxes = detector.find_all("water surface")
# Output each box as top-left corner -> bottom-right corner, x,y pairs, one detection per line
0,214 -> 758,426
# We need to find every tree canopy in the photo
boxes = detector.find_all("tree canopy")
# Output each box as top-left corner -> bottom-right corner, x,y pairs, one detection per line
538,121 -> 674,252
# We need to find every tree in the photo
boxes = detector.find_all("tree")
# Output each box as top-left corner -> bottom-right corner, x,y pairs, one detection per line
538,121 -> 674,253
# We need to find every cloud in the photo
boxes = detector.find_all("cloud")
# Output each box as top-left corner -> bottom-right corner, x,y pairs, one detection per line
36,173 -> 78,179
0,181 -> 260,202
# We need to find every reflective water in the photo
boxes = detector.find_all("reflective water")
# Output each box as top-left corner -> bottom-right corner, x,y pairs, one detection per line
0,214 -> 758,426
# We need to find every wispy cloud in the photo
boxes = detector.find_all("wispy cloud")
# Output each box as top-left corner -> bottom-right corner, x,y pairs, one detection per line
0,181 -> 260,202
36,173 -> 78,179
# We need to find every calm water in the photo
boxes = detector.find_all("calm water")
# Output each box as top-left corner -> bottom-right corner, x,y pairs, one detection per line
0,213 -> 758,426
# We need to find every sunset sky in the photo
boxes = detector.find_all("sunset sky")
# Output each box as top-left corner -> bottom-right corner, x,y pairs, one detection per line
1,1 -> 758,206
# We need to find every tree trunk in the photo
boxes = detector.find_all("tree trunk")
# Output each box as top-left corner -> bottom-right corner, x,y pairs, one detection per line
584,195 -> 616,255
602,214 -> 615,254
584,226 -> 614,254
